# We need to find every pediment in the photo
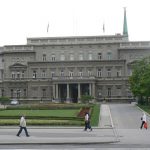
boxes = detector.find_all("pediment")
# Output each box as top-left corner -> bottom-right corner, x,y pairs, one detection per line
9,63 -> 27,68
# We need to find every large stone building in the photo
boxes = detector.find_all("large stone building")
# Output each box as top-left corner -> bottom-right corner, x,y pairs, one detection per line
0,9 -> 150,102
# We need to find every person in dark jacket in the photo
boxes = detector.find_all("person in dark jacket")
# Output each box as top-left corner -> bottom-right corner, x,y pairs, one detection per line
84,112 -> 92,131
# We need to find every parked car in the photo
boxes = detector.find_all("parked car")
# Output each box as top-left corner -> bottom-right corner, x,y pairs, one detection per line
10,99 -> 19,105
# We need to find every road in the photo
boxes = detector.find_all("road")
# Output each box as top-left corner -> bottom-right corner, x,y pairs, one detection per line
109,103 -> 144,129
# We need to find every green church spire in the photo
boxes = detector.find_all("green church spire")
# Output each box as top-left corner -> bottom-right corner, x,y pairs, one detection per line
123,7 -> 128,36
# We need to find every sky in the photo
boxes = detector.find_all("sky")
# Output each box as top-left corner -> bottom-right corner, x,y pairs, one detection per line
0,0 -> 150,46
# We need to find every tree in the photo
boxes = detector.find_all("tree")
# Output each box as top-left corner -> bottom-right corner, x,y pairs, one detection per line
0,97 -> 11,108
129,57 -> 150,105
80,95 -> 94,103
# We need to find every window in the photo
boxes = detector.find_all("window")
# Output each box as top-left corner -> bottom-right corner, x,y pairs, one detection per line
11,89 -> 13,98
98,53 -> 102,60
117,87 -> 121,96
51,71 -> 55,77
60,54 -> 65,61
70,54 -> 74,60
128,68 -> 132,76
60,70 -> 64,76
107,69 -> 111,77
97,69 -> 102,77
1,89 -> 4,97
107,88 -> 111,97
69,71 -> 74,77
79,53 -> 83,60
17,71 -> 20,79
88,53 -> 92,60
88,70 -> 92,76
42,89 -> 46,98
33,70 -> 37,79
107,52 -> 112,60
117,69 -> 121,77
52,54 -> 55,61
23,89 -> 27,97
16,89 -> 21,99
42,54 -> 46,61
41,70 -> 46,78
21,71 -> 25,78
79,70 -> 83,77
11,72 -> 15,79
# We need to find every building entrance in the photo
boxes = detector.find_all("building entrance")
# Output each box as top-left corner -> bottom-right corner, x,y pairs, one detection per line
57,83 -> 91,103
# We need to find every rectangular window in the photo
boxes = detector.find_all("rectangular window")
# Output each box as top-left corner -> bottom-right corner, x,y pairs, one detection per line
117,87 -> 121,96
42,89 -> 46,98
33,70 -> 37,79
21,71 -> 25,78
79,54 -> 83,60
52,54 -> 55,61
42,54 -> 46,61
88,70 -> 92,76
97,69 -> 102,77
107,69 -> 111,77
1,89 -> 4,97
69,71 -> 74,77
60,70 -> 64,76
17,71 -> 20,79
60,54 -> 65,61
98,53 -> 102,60
117,69 -> 121,77
79,71 -> 83,77
88,53 -> 92,60
11,72 -> 15,79
107,52 -> 112,60
51,72 -> 55,77
41,70 -> 46,78
11,89 -> 13,98
70,54 -> 74,60
108,88 -> 111,97
23,89 -> 27,97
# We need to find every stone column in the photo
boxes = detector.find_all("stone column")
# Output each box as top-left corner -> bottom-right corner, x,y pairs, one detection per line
89,83 -> 92,95
92,83 -> 95,97
78,83 -> 81,99
56,84 -> 58,99
67,84 -> 69,99
53,84 -> 55,99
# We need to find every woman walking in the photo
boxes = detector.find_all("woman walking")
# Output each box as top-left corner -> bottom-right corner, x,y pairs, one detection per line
140,112 -> 147,129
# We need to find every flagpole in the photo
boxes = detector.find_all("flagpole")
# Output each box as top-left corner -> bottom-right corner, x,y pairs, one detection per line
47,22 -> 49,33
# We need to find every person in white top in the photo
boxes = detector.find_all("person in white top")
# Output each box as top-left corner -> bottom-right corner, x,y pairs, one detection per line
140,112 -> 147,129
16,115 -> 30,137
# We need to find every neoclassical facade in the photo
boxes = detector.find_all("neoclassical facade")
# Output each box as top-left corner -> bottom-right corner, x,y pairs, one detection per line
0,10 -> 150,102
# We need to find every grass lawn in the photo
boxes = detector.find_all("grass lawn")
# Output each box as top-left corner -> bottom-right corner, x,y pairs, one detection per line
0,109 -> 79,117
0,103 -> 100,126
137,104 -> 150,114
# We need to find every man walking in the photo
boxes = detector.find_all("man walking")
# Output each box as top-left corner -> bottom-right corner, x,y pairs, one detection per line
16,115 -> 30,137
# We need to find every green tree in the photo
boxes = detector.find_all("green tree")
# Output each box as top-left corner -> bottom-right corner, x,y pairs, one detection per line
80,95 -> 94,103
0,97 -> 11,108
129,57 -> 150,105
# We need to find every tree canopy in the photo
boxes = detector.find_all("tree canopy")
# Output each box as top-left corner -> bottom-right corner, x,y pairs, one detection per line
129,57 -> 150,104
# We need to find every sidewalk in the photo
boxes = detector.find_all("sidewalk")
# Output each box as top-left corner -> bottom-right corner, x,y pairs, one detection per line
0,104 -> 119,145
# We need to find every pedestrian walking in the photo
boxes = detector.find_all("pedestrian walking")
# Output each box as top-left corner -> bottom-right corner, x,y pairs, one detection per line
16,115 -> 30,137
84,112 -> 92,131
140,112 -> 147,129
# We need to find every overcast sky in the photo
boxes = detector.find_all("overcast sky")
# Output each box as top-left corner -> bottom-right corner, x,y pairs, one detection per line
0,0 -> 150,46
